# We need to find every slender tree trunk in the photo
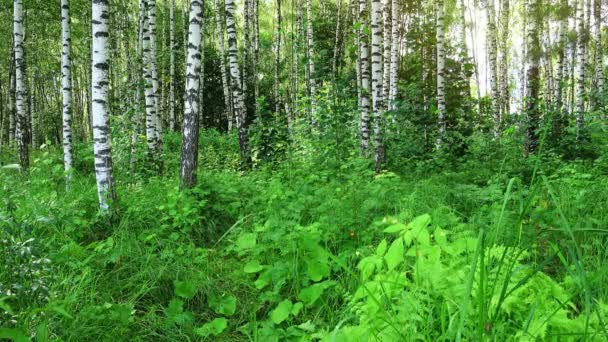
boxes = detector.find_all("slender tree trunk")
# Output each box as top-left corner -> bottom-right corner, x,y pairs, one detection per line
91,0 -> 116,212
9,48 -> 15,145
524,0 -> 541,156
169,0 -> 176,131
180,0 -> 203,189
214,0 -> 233,130
554,0 -> 568,118
575,0 -> 587,137
485,0 -> 500,136
253,0 -> 260,119
306,0 -> 317,117
359,0 -> 371,154
388,0 -> 399,110
498,0 -> 510,117
332,0 -> 343,83
382,0 -> 390,102
225,0 -> 249,164
61,0 -> 73,183
274,0 -> 282,115
436,0 -> 446,148
371,0 -> 385,170
147,0 -> 162,142
593,0 -> 603,109
353,0 -> 362,110
13,0 -> 29,170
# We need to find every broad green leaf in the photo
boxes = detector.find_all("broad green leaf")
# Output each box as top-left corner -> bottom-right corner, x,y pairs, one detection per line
0,297 -> 14,314
0,328 -> 28,342
174,280 -> 197,299
297,281 -> 336,305
375,239 -> 388,256
208,294 -> 237,316
408,214 -> 431,232
385,237 -> 404,271
291,302 -> 303,316
306,260 -> 329,282
235,233 -> 257,251
271,299 -> 293,324
384,223 -> 406,233
244,260 -> 264,273
254,270 -> 272,289
194,317 -> 228,337
165,299 -> 194,325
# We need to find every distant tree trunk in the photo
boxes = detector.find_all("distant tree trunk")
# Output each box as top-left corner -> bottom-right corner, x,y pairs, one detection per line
61,0 -> 73,183
169,0 -> 176,131
147,0 -> 162,142
575,0 -> 587,137
91,0 -> 116,212
13,0 -> 29,171
180,0 -> 203,189
436,0 -> 446,149
524,0 -> 540,156
554,0 -> 567,118
371,0 -> 385,170
9,48 -> 15,145
274,0 -> 282,115
359,0 -> 371,154
388,0 -> 399,110
213,0 -> 233,130
382,0 -> 390,102
306,0 -> 317,117
593,0 -> 603,109
332,0 -> 343,83
225,0 -> 249,164
243,0 -> 251,124
485,0 -> 500,136
353,0 -> 362,110
253,0 -> 260,118
498,0 -> 510,117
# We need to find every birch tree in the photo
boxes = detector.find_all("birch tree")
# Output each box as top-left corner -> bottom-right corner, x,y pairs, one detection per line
575,0 -> 587,137
359,0 -> 371,154
524,0 -> 541,156
274,0 -> 282,115
498,0 -> 510,116
593,0 -> 603,108
306,0 -> 317,115
436,0 -> 446,148
485,0 -> 500,136
388,0 -> 398,111
225,0 -> 249,162
180,0 -> 204,189
371,0 -> 385,170
214,0 -> 233,130
91,0 -> 116,211
142,2 -> 159,158
61,0 -> 73,181
169,0 -> 176,131
13,0 -> 28,171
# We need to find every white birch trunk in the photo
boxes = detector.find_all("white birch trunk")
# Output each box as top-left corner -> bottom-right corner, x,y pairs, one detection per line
13,0 -> 28,170
180,0 -> 203,189
91,0 -> 115,212
306,0 -> 317,116
214,0 -> 234,130
61,0 -> 73,181
388,0 -> 399,111
436,0 -> 446,148
169,0 -> 176,131
371,0 -> 385,170
575,0 -> 586,135
359,0 -> 371,153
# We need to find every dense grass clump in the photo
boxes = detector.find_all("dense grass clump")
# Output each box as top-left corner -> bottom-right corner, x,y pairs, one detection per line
1,129 -> 608,341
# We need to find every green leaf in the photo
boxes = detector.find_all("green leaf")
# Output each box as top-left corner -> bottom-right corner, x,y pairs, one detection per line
174,280 -> 197,299
271,299 -> 293,324
254,270 -> 272,289
244,260 -> 264,273
297,281 -> 336,305
165,299 -> 194,325
0,328 -> 28,342
408,214 -> 431,232
208,294 -> 237,316
375,239 -> 388,256
235,233 -> 257,251
306,260 -> 330,282
384,223 -> 406,233
291,302 -> 303,316
194,317 -> 228,337
0,297 -> 14,315
384,237 -> 404,271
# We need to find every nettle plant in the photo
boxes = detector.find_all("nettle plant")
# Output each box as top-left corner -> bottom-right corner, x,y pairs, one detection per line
327,214 -> 606,341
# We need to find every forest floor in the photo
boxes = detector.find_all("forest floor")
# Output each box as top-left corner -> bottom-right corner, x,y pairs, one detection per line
1,132 -> 608,341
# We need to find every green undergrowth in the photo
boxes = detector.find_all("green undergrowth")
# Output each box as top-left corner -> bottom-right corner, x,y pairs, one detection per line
1,132 -> 608,341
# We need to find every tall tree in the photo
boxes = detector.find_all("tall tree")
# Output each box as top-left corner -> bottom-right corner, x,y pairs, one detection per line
575,0 -> 587,137
524,0 -> 541,156
91,0 -> 116,211
371,0 -> 385,170
180,0 -> 204,189
382,0 -> 390,102
147,0 -> 161,140
485,0 -> 500,136
388,0 -> 398,110
13,0 -> 29,171
169,0 -> 176,131
498,0 -> 510,117
142,1 -> 160,159
359,0 -> 371,153
593,0 -> 603,109
225,0 -> 249,163
61,0 -> 73,182
274,0 -> 282,115
213,0 -> 233,130
306,0 -> 317,116
436,0 -> 446,148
